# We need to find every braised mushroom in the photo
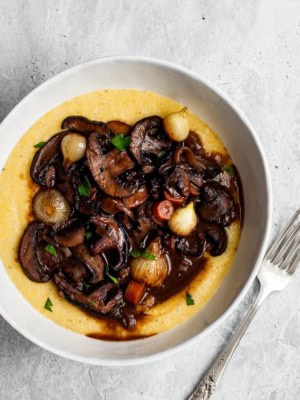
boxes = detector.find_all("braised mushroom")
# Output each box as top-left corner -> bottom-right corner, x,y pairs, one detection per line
106,120 -> 131,135
130,116 -> 170,173
52,219 -> 85,247
30,131 -> 69,186
72,244 -> 104,284
86,131 -> 142,197
61,116 -> 107,135
60,258 -> 89,283
199,181 -> 235,226
18,222 -> 50,282
163,165 -> 190,200
205,224 -> 228,256
54,272 -> 123,315
90,214 -> 129,270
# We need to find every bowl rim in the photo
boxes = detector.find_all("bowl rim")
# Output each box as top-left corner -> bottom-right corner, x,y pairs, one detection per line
0,56 -> 273,365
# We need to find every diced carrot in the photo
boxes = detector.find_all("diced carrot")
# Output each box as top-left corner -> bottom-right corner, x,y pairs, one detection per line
163,190 -> 185,207
124,281 -> 146,305
152,200 -> 174,222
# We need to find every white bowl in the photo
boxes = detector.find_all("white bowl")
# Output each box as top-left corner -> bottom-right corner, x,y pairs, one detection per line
0,57 -> 272,365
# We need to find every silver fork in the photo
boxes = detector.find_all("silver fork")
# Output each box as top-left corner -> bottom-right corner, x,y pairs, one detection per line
187,209 -> 300,400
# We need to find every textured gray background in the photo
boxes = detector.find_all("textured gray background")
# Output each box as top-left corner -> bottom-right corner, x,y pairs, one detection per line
1,1 -> 300,399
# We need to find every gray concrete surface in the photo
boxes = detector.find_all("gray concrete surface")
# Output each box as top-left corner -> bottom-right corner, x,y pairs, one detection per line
1,1 -> 300,399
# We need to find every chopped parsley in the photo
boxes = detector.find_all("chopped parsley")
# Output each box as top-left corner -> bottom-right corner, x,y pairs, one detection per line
87,301 -> 94,309
45,244 -> 57,257
157,150 -> 166,159
130,250 -> 142,258
44,297 -> 53,312
84,231 -> 93,241
106,269 -> 119,285
33,141 -> 46,149
130,248 -> 156,260
111,134 -> 131,151
222,165 -> 235,177
77,175 -> 91,197
82,282 -> 92,291
186,293 -> 195,306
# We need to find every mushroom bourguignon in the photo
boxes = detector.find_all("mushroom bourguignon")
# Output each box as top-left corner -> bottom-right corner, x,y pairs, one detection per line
19,108 -> 242,329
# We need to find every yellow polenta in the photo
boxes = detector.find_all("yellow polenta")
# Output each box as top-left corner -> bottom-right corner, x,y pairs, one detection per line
0,90 -> 241,339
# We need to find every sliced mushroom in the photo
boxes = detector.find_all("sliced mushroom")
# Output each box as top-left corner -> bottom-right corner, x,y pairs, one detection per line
90,215 -> 129,270
199,182 -> 235,226
72,165 -> 102,215
72,244 -> 104,284
163,165 -> 190,199
30,131 -> 69,186
106,120 -> 131,135
205,224 -> 228,256
176,234 -> 205,257
54,272 -> 123,316
60,258 -> 89,283
18,222 -> 50,282
44,165 -> 56,188
61,116 -> 107,135
184,132 -> 221,179
130,116 -> 170,173
100,197 -> 134,219
53,220 -> 85,247
55,162 -> 76,204
86,131 -> 142,197
37,241 -> 71,275
122,185 -> 149,209
174,147 -> 206,172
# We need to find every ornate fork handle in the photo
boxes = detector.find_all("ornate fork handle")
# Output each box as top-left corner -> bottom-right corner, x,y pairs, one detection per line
187,282 -> 270,399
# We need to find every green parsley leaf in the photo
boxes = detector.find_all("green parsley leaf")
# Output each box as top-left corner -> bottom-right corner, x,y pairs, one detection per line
111,134 -> 131,151
33,141 -> 46,149
186,293 -> 195,306
106,269 -> 119,285
157,150 -> 166,159
87,301 -> 94,309
222,165 -> 235,177
130,250 -> 142,258
77,175 -> 91,197
82,282 -> 92,291
45,244 -> 57,257
85,231 -> 93,241
130,249 -> 156,260
142,250 -> 156,260
44,297 -> 53,312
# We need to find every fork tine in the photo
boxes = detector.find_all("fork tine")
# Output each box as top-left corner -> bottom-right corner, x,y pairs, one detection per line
279,237 -> 300,270
266,209 -> 300,260
271,223 -> 300,264
286,252 -> 300,275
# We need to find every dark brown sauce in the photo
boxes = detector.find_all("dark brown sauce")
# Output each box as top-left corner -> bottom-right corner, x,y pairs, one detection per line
151,249 -> 207,302
87,333 -> 155,341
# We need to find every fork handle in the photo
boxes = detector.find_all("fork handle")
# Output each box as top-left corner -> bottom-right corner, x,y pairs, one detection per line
187,281 -> 271,400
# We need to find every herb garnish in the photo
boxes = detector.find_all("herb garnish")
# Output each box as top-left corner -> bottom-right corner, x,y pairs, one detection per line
130,248 -> 156,260
186,293 -> 195,306
87,301 -> 94,309
111,134 -> 131,151
85,231 -> 93,241
33,141 -> 46,149
106,269 -> 119,285
77,175 -> 91,197
82,282 -> 92,291
222,165 -> 235,177
45,244 -> 57,257
157,150 -> 166,159
44,297 -> 53,312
